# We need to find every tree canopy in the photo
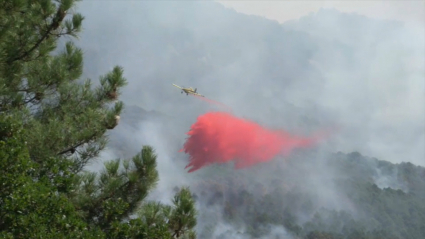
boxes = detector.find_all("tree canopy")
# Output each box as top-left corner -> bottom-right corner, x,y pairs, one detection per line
0,0 -> 197,238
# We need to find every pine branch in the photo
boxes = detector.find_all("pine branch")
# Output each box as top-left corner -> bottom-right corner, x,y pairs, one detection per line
57,132 -> 105,173
57,140 -> 86,155
8,7 -> 66,63
84,179 -> 131,224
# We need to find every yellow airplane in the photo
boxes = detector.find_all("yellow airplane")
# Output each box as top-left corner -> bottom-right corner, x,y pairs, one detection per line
172,84 -> 204,97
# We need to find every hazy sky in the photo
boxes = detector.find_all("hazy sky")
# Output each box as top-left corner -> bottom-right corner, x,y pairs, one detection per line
217,0 -> 425,27
75,0 -> 424,167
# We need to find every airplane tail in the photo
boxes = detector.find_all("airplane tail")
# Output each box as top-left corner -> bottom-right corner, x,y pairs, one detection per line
195,88 -> 197,92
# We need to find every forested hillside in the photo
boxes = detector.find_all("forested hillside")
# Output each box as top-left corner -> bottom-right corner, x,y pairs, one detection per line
109,105 -> 425,239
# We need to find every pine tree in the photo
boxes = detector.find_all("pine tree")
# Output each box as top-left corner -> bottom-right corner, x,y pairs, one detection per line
0,114 -> 102,238
0,0 -> 197,238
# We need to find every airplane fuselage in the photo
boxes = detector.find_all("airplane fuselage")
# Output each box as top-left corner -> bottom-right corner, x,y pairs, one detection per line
183,89 -> 193,94
173,84 -> 204,97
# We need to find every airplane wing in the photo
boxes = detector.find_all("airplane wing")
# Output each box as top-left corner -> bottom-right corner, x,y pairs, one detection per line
172,84 -> 183,89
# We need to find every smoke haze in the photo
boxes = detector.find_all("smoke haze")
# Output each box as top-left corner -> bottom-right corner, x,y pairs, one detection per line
74,1 -> 425,237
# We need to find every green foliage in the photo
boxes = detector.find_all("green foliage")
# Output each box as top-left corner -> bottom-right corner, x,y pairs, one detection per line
109,218 -> 172,239
168,187 -> 198,238
105,187 -> 197,239
71,146 -> 160,228
0,0 -> 197,238
0,115 -> 100,238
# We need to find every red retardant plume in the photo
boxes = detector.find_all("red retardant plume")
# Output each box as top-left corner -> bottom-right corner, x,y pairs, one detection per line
181,112 -> 329,173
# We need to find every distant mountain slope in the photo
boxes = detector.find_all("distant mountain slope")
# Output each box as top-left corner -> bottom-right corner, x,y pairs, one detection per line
283,8 -> 405,46
191,151 -> 425,239
105,105 -> 425,239
77,1 -> 424,166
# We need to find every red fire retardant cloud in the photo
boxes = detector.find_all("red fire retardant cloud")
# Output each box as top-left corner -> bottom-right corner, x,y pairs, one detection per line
181,111 -> 328,173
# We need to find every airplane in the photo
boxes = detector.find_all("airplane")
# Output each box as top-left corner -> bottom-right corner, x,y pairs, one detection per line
172,84 -> 204,97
